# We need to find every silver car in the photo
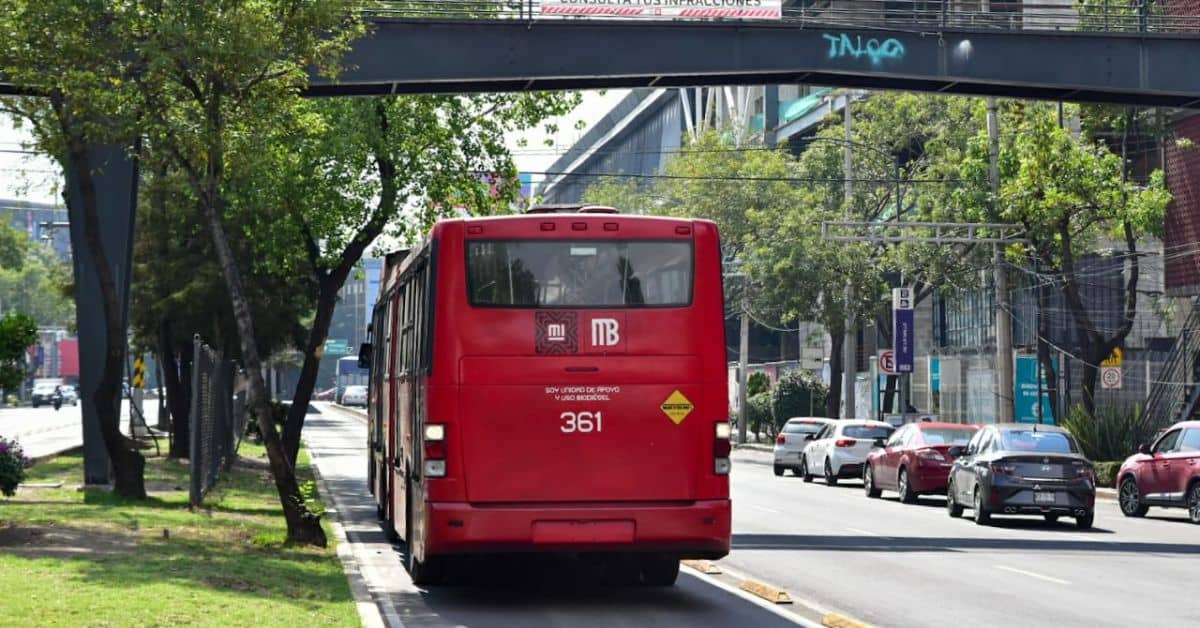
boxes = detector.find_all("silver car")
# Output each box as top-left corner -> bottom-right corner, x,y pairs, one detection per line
773,417 -> 835,476
340,385 -> 368,407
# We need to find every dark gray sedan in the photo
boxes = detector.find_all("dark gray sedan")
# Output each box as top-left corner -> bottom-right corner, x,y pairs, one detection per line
946,423 -> 1096,529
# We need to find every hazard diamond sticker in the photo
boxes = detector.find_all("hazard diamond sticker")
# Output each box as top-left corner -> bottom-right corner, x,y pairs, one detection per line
660,390 -> 694,425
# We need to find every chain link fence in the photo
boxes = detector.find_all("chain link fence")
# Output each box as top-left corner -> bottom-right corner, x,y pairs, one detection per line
189,334 -> 248,508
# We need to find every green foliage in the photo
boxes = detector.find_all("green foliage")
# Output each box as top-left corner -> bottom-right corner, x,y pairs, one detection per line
0,241 -> 75,329
747,392 -> 773,439
1061,403 -> 1153,462
747,371 -> 770,397
0,312 -> 37,392
0,435 -> 30,496
0,221 -> 26,270
771,370 -> 829,425
1093,461 -> 1121,489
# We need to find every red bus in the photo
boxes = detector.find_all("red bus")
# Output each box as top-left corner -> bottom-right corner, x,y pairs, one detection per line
365,206 -> 731,585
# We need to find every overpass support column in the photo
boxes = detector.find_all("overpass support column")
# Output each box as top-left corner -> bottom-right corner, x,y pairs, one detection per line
65,144 -> 138,485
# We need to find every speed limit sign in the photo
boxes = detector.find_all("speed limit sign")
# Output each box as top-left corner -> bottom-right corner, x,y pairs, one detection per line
1101,366 -> 1122,389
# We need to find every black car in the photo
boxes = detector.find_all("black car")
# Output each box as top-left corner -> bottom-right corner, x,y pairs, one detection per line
946,423 -> 1096,529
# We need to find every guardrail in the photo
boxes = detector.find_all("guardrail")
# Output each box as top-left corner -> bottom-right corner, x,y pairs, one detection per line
361,0 -> 1200,34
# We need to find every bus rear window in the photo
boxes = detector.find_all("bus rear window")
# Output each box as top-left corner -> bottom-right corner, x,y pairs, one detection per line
467,240 -> 693,308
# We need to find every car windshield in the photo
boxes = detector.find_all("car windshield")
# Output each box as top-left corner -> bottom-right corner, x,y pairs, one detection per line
844,425 -> 893,439
783,422 -> 825,434
999,430 -> 1078,453
920,428 -> 975,446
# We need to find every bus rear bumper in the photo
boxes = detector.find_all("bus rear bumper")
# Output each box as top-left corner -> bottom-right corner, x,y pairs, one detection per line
425,499 -> 731,559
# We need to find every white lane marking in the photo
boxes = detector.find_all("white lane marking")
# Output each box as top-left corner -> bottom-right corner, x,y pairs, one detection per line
994,565 -> 1071,585
845,527 -> 884,537
752,505 -> 784,515
686,564 -> 821,627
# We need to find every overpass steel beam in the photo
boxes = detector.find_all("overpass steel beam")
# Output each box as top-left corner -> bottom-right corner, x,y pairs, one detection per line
310,19 -> 1200,108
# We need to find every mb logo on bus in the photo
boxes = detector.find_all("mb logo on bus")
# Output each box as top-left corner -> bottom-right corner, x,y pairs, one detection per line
591,318 -> 620,347
548,323 -> 567,343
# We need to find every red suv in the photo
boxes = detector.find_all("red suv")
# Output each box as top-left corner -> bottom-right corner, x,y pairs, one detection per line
1117,420 -> 1200,523
864,422 -> 979,503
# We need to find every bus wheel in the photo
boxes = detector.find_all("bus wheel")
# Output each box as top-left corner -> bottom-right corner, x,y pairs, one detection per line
642,556 -> 680,586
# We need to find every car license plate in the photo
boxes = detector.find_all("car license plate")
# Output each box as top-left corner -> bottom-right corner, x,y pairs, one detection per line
1034,491 -> 1056,504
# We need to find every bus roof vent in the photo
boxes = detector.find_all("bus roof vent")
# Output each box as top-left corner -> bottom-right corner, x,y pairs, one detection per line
577,205 -> 619,214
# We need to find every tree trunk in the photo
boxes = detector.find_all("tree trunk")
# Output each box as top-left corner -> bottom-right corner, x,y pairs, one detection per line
161,321 -> 192,459
826,330 -> 844,418
282,281 -> 339,467
57,98 -> 145,498
198,181 -> 325,547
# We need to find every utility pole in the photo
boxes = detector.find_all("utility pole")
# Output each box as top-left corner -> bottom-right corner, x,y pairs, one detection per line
738,281 -> 750,443
842,96 -> 857,420
988,97 -> 1014,424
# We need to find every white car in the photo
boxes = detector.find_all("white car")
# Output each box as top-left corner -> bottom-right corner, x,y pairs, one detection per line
800,420 -> 895,485
773,417 -> 835,476
340,385 -> 368,407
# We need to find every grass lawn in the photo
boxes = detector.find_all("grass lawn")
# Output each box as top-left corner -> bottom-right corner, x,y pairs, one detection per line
0,442 -> 358,626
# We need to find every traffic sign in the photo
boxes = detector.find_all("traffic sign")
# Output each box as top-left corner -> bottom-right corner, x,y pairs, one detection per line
878,350 -> 896,375
324,339 -> 350,356
1101,366 -> 1122,389
892,287 -> 914,373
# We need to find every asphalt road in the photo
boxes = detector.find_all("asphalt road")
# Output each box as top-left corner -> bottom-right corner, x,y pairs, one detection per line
0,400 -> 162,458
306,404 -> 810,628
727,448 -> 1200,628
306,405 -> 1200,628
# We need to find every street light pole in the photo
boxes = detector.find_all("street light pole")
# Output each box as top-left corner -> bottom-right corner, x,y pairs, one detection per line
842,99 -> 857,420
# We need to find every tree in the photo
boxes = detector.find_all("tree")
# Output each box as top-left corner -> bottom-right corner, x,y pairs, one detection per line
264,93 -> 577,468
0,0 -> 149,498
130,163 -> 312,459
956,102 -> 1170,419
0,221 -> 26,271
771,370 -> 828,429
126,0 -> 366,546
0,312 -> 37,394
746,371 -> 770,397
0,243 -> 74,328
747,92 -> 991,416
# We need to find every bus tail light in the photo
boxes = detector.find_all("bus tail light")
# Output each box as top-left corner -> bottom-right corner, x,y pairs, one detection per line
424,423 -> 447,477
715,421 -> 731,475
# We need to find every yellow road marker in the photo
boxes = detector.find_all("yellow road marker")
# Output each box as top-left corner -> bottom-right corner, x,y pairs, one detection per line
822,612 -> 873,628
738,578 -> 793,604
681,559 -> 721,575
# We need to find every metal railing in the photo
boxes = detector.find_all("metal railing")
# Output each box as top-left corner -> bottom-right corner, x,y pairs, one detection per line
361,0 -> 1200,33
188,334 -> 248,508
1143,297 -> 1200,431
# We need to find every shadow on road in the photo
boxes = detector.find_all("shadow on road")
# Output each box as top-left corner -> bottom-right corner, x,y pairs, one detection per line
389,550 -> 801,628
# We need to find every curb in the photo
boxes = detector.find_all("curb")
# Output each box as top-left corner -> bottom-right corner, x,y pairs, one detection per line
1097,487 -> 1117,501
733,443 -> 774,452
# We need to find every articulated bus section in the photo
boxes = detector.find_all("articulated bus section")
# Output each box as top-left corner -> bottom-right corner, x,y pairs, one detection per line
366,208 -> 731,585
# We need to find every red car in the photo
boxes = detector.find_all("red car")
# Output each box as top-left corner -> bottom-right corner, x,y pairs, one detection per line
864,422 -> 979,503
1117,420 -> 1200,523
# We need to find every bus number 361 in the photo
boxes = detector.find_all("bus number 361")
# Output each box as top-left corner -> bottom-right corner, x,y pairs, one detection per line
561,411 -> 603,433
